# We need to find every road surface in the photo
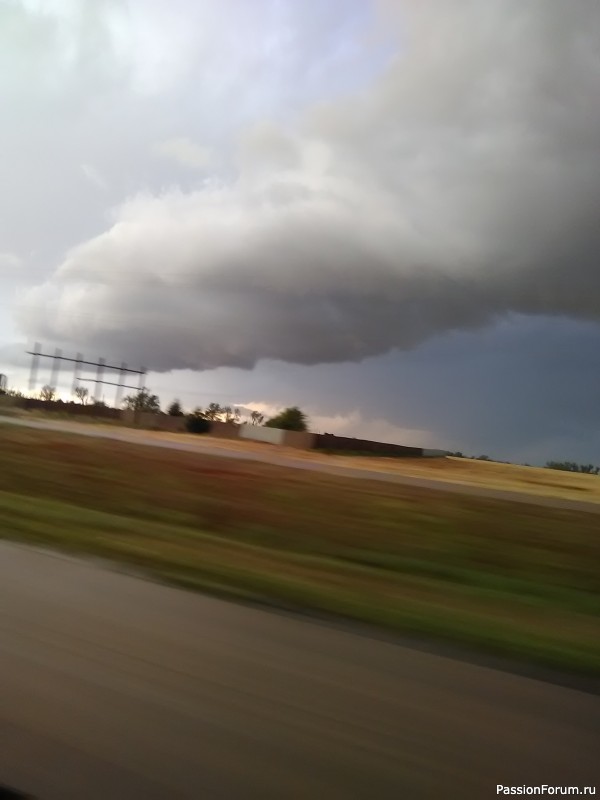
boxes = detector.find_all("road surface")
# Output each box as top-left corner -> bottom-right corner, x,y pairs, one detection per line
0,541 -> 597,799
1,415 -> 599,514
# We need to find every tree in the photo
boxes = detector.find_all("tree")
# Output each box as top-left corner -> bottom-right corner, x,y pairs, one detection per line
39,385 -> 56,402
187,402 -> 241,423
122,388 -> 160,413
221,406 -> 241,424
74,386 -> 89,405
546,461 -> 599,475
167,399 -> 184,417
264,406 -> 308,432
202,402 -> 223,421
250,410 -> 265,426
185,411 -> 211,434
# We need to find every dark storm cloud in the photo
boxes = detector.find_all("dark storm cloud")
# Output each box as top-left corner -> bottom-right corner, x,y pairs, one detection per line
16,0 -> 600,372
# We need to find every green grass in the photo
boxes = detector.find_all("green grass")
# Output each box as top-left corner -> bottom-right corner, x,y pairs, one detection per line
0,423 -> 598,675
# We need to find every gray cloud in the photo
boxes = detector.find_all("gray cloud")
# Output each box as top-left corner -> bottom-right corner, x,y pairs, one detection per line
14,0 -> 600,371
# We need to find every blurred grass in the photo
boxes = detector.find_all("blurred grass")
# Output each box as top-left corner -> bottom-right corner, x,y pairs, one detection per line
0,423 -> 598,674
3,409 -> 124,426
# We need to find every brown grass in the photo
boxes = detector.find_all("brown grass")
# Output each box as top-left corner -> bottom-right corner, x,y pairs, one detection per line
0,422 -> 598,674
113,426 -> 600,503
5,410 -> 599,504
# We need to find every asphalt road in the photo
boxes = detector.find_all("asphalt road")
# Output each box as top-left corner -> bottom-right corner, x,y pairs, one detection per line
1,415 -> 599,514
0,542 -> 598,800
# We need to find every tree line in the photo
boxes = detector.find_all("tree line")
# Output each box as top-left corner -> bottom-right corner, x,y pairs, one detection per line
3,383 -> 598,468
121,389 -> 309,432
5,383 -> 308,432
449,451 -> 599,475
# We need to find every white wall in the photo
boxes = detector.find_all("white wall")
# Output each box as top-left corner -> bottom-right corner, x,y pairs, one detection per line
239,424 -> 284,445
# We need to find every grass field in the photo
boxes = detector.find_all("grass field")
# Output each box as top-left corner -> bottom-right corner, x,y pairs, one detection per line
5,406 -> 600,505
0,423 -> 598,674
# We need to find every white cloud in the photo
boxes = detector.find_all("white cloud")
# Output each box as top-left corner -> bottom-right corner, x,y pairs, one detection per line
81,163 -> 107,190
153,138 -> 213,170
0,253 -> 21,270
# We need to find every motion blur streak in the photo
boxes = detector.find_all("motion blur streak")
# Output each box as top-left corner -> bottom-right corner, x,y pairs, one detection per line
0,542 -> 597,799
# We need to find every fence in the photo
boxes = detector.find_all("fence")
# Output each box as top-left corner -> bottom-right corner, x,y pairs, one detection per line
237,424 -> 314,449
208,421 -> 241,439
313,433 -> 424,457
239,424 -> 284,445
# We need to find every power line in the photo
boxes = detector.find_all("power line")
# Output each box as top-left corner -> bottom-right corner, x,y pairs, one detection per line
25,350 -> 145,374
26,343 -> 146,405
78,378 -> 141,390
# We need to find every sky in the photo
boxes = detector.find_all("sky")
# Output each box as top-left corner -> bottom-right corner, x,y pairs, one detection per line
1,0 -> 599,464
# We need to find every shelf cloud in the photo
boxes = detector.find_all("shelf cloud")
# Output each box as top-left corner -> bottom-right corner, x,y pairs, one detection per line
16,0 -> 600,371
